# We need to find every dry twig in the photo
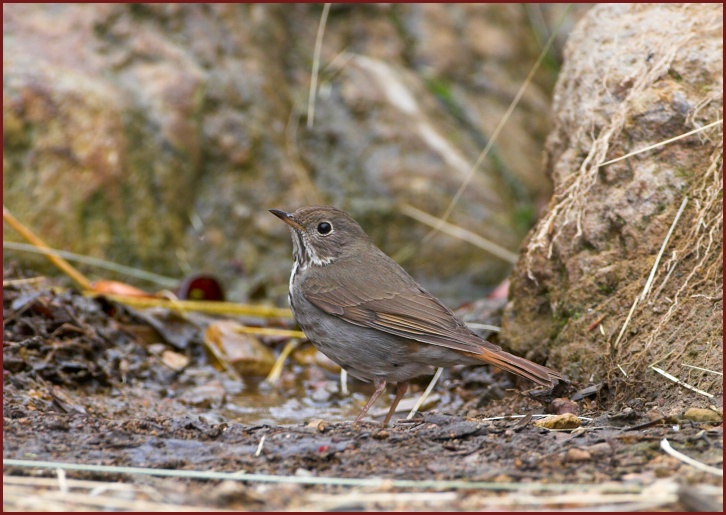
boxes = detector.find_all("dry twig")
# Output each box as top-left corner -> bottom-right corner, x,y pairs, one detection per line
660,439 -> 723,477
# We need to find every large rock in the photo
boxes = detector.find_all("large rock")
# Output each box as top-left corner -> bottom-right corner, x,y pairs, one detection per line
503,4 -> 722,408
3,4 -> 588,303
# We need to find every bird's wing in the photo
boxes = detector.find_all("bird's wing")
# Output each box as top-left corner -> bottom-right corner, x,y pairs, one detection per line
302,251 -> 501,355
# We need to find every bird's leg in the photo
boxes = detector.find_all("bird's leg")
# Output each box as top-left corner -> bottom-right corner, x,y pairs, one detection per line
382,381 -> 409,426
354,377 -> 387,423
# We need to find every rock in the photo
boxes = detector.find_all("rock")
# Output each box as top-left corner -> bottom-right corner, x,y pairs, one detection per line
372,430 -> 390,440
161,350 -> 189,372
306,419 -> 326,432
160,350 -> 190,372
647,408 -> 666,422
178,379 -> 226,409
584,442 -> 614,459
533,412 -> 581,430
502,4 -> 723,408
682,407 -> 722,424
564,447 -> 591,462
551,397 -> 580,415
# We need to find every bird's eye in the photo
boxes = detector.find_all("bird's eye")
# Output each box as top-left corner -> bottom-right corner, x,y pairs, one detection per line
317,222 -> 333,235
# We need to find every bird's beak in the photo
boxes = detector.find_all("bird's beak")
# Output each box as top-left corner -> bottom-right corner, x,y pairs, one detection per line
269,209 -> 305,231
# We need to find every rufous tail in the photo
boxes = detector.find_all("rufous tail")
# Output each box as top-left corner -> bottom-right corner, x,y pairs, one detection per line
466,348 -> 564,387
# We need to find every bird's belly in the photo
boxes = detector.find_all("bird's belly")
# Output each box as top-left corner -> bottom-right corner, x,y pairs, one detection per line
290,292 -> 438,383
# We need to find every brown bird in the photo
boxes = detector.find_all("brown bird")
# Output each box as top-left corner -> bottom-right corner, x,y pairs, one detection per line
270,205 -> 564,425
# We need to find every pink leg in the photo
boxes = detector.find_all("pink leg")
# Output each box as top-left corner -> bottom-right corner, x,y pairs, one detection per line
354,377 -> 387,423
383,381 -> 409,426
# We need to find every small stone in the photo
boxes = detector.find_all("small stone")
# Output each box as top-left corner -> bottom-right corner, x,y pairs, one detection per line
178,380 -> 226,409
565,447 -> 592,462
585,442 -> 613,458
646,408 -> 665,421
608,407 -> 637,422
372,430 -> 389,440
306,419 -> 326,432
551,397 -> 580,415
161,349 -> 189,371
654,467 -> 674,478
682,407 -> 722,423
533,413 -> 581,430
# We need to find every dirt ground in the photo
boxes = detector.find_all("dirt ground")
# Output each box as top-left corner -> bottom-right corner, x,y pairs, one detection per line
2,270 -> 723,511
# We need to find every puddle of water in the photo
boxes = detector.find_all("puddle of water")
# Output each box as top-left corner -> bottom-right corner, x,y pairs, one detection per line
218,381 -> 446,426
220,396 -> 358,426
219,382 -> 372,425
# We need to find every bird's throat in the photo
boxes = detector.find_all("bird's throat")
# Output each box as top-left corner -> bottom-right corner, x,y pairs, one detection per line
290,229 -> 334,268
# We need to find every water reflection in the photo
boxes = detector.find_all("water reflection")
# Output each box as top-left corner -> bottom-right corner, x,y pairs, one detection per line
221,384 -> 368,426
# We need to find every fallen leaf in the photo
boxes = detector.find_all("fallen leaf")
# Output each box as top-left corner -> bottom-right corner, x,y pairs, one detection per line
205,320 -> 276,376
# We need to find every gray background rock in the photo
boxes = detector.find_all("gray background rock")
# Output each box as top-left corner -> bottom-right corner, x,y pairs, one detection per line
3,3 -> 588,304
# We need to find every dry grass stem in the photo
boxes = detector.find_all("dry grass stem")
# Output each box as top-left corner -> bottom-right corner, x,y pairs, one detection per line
407,367 -> 443,420
464,485 -> 678,509
660,439 -> 723,477
255,435 -> 266,457
3,241 -> 178,287
611,295 -> 640,353
340,368 -> 349,395
3,486 -> 218,512
401,204 -> 518,263
3,205 -> 91,290
3,475 -> 138,490
321,48 -> 354,78
234,326 -> 305,339
3,474 -> 222,511
302,491 -> 459,511
56,468 -> 68,494
477,414 -> 593,422
425,6 -> 571,241
639,196 -> 689,303
265,339 -> 302,383
599,119 -> 723,167
302,481 -> 680,511
2,276 -> 48,287
307,3 -> 331,129
652,257 -> 679,300
465,323 -> 501,332
3,458 -> 624,491
681,363 -> 723,376
636,148 -> 723,357
612,195 -> 688,351
650,366 -> 714,399
97,294 -> 294,318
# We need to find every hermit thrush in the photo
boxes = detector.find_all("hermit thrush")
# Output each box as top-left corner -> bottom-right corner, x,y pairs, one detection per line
270,205 -> 563,425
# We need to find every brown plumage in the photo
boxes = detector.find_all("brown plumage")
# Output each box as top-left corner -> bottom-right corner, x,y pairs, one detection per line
271,205 -> 564,424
